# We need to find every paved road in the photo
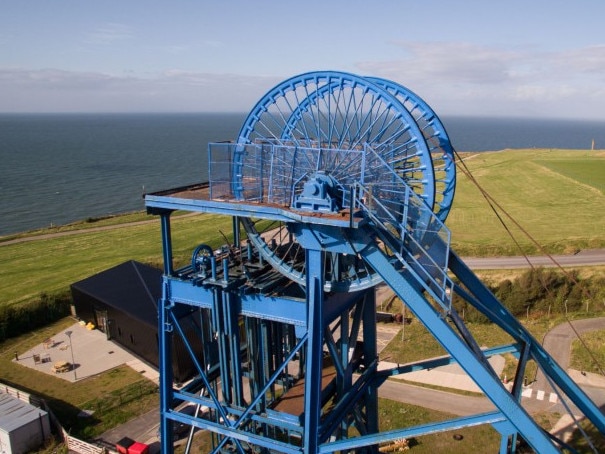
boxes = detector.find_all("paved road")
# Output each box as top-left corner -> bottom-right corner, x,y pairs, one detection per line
95,409 -> 160,453
464,248 -> 605,269
378,379 -> 494,416
3,219 -> 605,269
534,317 -> 605,394
0,213 -> 199,247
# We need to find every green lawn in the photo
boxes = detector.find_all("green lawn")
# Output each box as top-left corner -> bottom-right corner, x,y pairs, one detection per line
535,155 -> 605,193
570,329 -> 605,373
448,149 -> 605,255
0,148 -> 604,449
0,212 -> 234,307
0,317 -> 158,438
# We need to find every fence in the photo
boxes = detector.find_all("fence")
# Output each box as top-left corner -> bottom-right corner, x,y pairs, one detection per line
62,427 -> 108,454
0,383 -> 30,403
1,382 -> 117,454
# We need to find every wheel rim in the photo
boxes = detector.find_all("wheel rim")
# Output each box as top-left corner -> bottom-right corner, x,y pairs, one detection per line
366,77 -> 456,223
235,71 -> 437,292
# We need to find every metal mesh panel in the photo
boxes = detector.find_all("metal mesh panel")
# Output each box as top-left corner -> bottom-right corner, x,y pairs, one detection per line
209,142 -> 365,206
207,142 -> 235,200
355,146 -> 453,308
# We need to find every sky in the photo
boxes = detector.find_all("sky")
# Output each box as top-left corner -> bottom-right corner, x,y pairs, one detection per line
2,0 -> 605,119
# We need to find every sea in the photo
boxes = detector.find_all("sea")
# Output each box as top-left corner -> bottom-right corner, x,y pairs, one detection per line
1,113 -> 604,236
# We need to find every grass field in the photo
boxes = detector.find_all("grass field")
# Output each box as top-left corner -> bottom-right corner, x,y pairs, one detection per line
0,317 -> 158,439
0,212 -> 234,307
0,148 -> 603,451
448,149 -> 605,255
1,148 -> 603,309
570,329 -> 605,373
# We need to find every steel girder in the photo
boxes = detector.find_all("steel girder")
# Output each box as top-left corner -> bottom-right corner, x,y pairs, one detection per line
147,72 -> 605,453
155,211 -> 382,453
153,205 -> 605,453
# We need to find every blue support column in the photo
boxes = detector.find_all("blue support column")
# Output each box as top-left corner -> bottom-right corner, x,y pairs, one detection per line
362,290 -> 379,446
159,284 -> 174,454
245,317 -> 259,406
303,247 -> 325,453
225,291 -> 243,406
160,212 -> 174,276
359,240 -> 559,454
339,306 -> 350,440
233,216 -> 240,247
261,321 -> 271,401
158,211 -> 174,453
158,277 -> 173,454
214,288 -> 232,404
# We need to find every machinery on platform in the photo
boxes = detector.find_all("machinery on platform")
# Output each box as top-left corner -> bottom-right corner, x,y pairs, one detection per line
145,71 -> 604,453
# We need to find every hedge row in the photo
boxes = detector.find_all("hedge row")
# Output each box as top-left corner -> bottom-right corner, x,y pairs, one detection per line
454,268 -> 605,323
1,268 -> 603,341
0,291 -> 72,341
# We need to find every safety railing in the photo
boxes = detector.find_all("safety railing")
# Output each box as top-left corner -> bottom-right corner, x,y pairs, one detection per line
352,146 -> 453,310
208,141 -> 364,205
208,140 -> 452,309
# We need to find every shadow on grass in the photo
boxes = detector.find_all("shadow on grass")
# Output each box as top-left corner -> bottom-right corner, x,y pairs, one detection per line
565,402 -> 605,453
1,377 -> 101,436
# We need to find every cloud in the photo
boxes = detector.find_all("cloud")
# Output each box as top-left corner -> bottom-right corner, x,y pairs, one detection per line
358,41 -> 520,85
356,41 -> 605,119
0,67 -> 280,112
86,23 -> 135,45
2,40 -> 605,119
553,45 -> 605,77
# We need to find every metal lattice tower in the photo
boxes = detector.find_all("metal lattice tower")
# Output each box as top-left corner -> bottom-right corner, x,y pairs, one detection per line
145,71 -> 604,453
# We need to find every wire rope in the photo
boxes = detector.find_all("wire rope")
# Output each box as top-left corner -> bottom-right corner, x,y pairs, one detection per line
454,150 -> 605,378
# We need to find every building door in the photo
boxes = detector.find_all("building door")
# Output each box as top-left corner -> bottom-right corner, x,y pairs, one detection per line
94,309 -> 108,334
106,319 -> 116,340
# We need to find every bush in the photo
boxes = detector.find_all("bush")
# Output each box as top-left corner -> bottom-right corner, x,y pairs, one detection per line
0,291 -> 72,341
452,268 -> 602,323
451,293 -> 490,324
489,268 -> 598,318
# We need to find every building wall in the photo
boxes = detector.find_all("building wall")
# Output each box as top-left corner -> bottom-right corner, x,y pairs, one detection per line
0,394 -> 50,454
8,415 -> 51,454
71,287 -> 158,363
71,287 -> 203,383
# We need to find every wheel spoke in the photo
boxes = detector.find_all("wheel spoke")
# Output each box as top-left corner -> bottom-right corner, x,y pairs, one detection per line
233,71 -> 453,292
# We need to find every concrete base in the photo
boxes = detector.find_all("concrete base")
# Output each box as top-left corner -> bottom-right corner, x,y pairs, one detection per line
13,321 -> 159,384
379,355 -> 506,394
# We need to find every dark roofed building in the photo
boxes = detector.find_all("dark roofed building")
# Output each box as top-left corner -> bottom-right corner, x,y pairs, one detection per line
70,260 -> 203,383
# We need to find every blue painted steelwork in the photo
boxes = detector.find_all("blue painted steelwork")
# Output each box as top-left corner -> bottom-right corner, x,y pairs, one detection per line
355,236 -> 558,453
448,251 -> 605,435
303,247 -> 325,452
233,71 -> 440,294
146,71 -> 604,453
237,71 -> 435,204
365,77 -> 456,223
